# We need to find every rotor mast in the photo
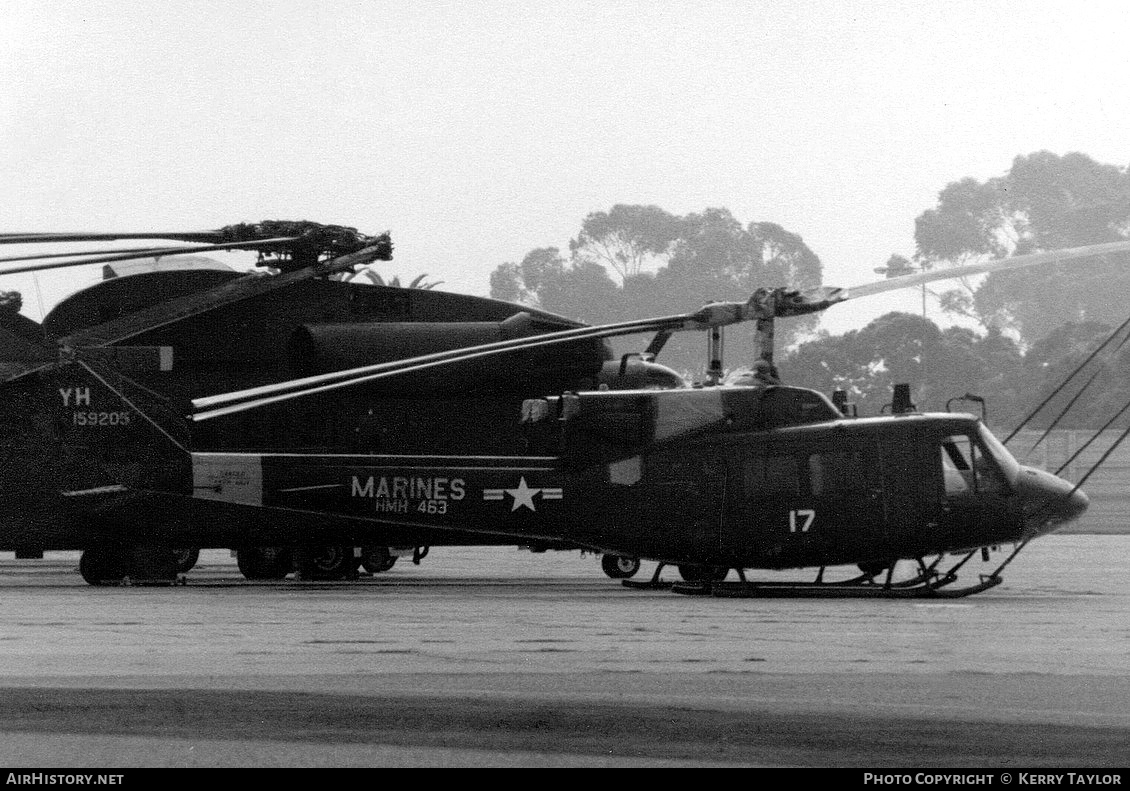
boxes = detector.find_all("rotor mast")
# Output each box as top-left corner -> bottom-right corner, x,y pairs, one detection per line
747,286 -> 845,372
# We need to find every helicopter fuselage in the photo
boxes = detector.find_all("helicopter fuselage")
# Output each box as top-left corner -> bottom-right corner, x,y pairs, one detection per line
179,387 -> 1087,571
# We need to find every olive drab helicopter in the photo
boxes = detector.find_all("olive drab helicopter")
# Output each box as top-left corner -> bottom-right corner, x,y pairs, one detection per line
1,224 -> 1127,595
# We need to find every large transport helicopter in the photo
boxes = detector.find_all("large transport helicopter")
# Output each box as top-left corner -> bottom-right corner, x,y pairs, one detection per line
0,222 -> 1126,595
0,221 -> 619,580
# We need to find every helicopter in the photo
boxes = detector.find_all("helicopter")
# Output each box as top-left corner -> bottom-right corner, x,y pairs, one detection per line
0,220 -> 663,582
0,223 -> 1125,594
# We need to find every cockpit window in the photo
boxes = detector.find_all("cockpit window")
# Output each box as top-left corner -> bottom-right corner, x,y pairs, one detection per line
941,435 -> 973,494
941,433 -> 1010,496
977,424 -> 1020,485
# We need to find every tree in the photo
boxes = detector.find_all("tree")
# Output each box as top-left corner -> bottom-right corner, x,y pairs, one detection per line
489,248 -> 620,325
488,248 -> 567,307
488,262 -> 523,303
490,205 -> 824,378
0,290 -> 22,314
568,204 -> 681,283
914,151 -> 1130,344
539,259 -> 621,325
1011,321 -> 1122,429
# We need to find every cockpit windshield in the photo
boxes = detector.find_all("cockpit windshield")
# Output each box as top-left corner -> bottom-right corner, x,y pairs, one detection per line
977,424 -> 1021,486
939,427 -> 1015,496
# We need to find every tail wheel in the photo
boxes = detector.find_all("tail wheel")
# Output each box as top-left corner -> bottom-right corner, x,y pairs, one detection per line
297,545 -> 358,580
79,548 -> 127,586
172,548 -> 200,574
601,554 -> 641,579
678,564 -> 729,583
236,547 -> 293,580
361,546 -> 397,573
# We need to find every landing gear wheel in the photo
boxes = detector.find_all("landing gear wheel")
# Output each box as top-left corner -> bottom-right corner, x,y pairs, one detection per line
678,564 -> 729,583
601,554 -> 641,579
236,547 -> 293,580
297,545 -> 358,580
127,547 -> 178,584
360,546 -> 397,573
79,548 -> 127,586
171,548 -> 200,574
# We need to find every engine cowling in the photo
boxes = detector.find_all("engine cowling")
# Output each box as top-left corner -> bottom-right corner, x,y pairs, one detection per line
287,312 -> 611,395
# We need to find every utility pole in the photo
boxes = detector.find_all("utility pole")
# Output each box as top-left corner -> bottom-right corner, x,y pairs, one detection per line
876,254 -> 929,405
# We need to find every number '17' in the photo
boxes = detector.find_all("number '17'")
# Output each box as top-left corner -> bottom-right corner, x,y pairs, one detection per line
789,509 -> 815,533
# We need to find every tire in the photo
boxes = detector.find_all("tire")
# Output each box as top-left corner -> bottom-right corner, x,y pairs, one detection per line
361,546 -> 397,573
79,548 -> 127,586
126,547 -> 179,584
601,554 -> 641,579
296,545 -> 358,580
236,547 -> 293,580
171,548 -> 200,574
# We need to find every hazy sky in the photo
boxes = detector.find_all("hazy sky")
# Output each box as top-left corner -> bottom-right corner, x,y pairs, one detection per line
2,1 -> 1129,334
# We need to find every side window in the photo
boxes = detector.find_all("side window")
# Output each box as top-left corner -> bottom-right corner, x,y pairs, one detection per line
746,450 -> 878,498
941,435 -> 972,494
940,435 -> 975,495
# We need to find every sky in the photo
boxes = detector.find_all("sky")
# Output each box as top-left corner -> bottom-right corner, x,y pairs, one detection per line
2,1 -> 1129,335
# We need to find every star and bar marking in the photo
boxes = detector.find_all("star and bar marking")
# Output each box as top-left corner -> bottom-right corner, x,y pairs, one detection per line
482,477 -> 563,511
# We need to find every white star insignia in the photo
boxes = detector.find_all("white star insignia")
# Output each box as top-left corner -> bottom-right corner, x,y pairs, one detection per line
505,476 -> 540,511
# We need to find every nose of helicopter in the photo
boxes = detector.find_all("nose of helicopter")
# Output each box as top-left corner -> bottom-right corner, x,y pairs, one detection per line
1016,465 -> 1089,537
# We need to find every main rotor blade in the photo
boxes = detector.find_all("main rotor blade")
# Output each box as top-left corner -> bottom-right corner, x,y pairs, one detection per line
0,231 -> 222,245
843,239 -> 1130,301
0,223 -> 387,263
0,245 -> 208,265
0,238 -> 297,278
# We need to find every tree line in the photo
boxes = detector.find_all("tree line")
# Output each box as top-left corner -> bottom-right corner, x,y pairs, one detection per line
781,311 -> 1130,429
489,151 -> 1130,429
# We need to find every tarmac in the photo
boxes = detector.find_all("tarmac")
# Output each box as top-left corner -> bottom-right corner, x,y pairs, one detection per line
0,535 -> 1126,767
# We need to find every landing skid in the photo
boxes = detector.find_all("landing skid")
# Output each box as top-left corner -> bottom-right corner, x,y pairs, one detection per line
671,573 -> 1001,599
624,543 -> 1028,599
621,563 -> 677,591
